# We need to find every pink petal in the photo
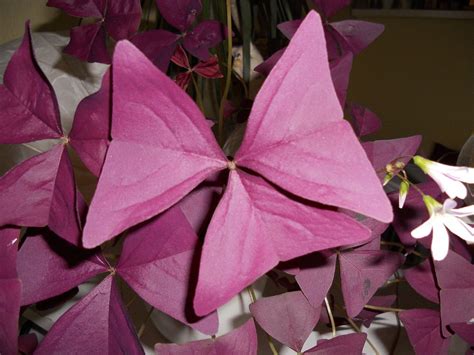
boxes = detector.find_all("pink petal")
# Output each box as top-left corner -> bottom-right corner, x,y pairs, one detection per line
236,11 -> 392,224
250,291 -> 320,351
183,20 -> 226,61
116,206 -> 218,335
154,318 -> 257,354
83,41 -> 227,248
35,276 -> 143,354
17,231 -> 107,306
131,30 -> 179,72
330,20 -> 384,55
348,103 -> 382,137
104,0 -> 142,40
64,23 -> 111,64
194,171 -> 371,315
156,0 -> 202,32
404,258 -> 440,303
311,0 -> 352,19
46,0 -> 106,18
305,333 -> 367,354
0,23 -> 62,143
69,70 -> 111,177
0,145 -> 82,245
399,309 -> 451,355
339,250 -> 403,317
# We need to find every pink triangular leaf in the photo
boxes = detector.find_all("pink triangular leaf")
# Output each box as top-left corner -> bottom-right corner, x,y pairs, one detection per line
0,23 -> 62,143
404,258 -> 439,303
83,40 -> 227,248
330,20 -> 384,56
339,250 -> 403,317
305,333 -> 367,354
35,276 -> 143,354
399,309 -> 451,355
154,318 -> 257,354
236,11 -> 392,224
194,171 -> 371,315
116,205 -> 218,335
250,291 -> 320,351
17,231 -> 107,306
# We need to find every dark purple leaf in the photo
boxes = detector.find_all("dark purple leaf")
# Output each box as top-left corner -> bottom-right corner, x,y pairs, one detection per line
329,52 -> 353,107
348,103 -> 382,137
35,276 -> 144,354
400,309 -> 451,355
46,0 -> 106,18
305,333 -> 367,354
339,250 -> 403,317
250,291 -> 320,351
311,0 -> 352,19
156,0 -> 202,32
278,19 -> 303,39
183,20 -> 226,61
355,295 -> 397,327
104,0 -> 142,40
116,205 -> 218,335
450,323 -> 474,346
253,48 -> 284,76
154,318 -> 257,354
64,23 -> 110,64
131,30 -> 179,72
17,231 -> 107,306
18,333 -> 38,354
69,70 -> 111,177
0,22 -> 62,143
404,258 -> 439,303
330,20 -> 384,56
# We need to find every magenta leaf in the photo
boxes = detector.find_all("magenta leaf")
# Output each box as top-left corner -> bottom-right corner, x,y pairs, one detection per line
404,258 -> 439,303
17,231 -> 108,306
305,333 -> 367,354
250,291 -> 320,351
154,318 -> 257,354
329,52 -> 353,107
363,135 -> 422,181
116,205 -> 218,335
450,323 -> 474,346
348,103 -> 382,137
131,30 -> 179,72
69,70 -> 111,177
103,0 -> 142,40
46,0 -> 106,18
18,333 -> 38,354
35,276 -> 144,354
339,250 -> 403,317
83,40 -> 227,248
0,227 -> 21,355
312,0 -> 352,19
295,252 -> 337,308
254,48 -> 285,76
0,22 -> 62,143
155,0 -> 202,32
183,20 -> 227,61
435,251 -> 474,333
329,20 -> 384,56
278,19 -> 303,39
399,309 -> 451,355
64,23 -> 110,63
0,146 -> 82,245
355,295 -> 397,328
236,12 -> 392,224
194,171 -> 371,315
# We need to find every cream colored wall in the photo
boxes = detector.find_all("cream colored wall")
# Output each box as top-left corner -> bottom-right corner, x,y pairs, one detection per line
346,15 -> 474,154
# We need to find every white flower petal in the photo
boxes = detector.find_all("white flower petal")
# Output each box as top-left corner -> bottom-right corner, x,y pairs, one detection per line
443,198 -> 458,211
430,171 -> 467,199
444,215 -> 474,243
399,191 -> 407,209
411,218 -> 433,239
442,165 -> 474,184
449,204 -> 474,218
431,219 -> 450,261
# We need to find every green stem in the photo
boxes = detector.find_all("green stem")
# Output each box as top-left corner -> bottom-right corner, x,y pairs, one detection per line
218,0 -> 233,145
363,304 -> 405,313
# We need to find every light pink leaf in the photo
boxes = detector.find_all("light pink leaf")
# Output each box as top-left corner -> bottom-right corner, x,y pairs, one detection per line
404,258 -> 439,303
0,22 -> 62,143
83,40 -> 227,248
69,70 -> 111,177
17,231 -> 107,306
0,145 -> 82,245
236,11 -> 392,224
250,291 -> 320,351
155,318 -> 257,354
399,309 -> 451,355
348,103 -> 382,137
305,333 -> 367,354
64,23 -> 110,64
330,20 -> 384,56
116,206 -> 218,335
339,250 -> 403,317
35,276 -> 143,354
194,171 -> 371,315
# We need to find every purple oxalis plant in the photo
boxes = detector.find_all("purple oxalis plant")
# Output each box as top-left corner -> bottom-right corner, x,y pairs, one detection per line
0,1 -> 473,354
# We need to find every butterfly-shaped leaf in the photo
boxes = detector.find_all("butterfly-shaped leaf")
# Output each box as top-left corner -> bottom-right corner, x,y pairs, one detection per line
339,250 -> 403,317
348,103 -> 382,137
404,258 -> 439,303
154,318 -> 257,354
399,309 -> 451,355
329,20 -> 385,56
0,227 -> 21,355
305,333 -> 367,354
250,291 -> 320,352
35,275 -> 144,354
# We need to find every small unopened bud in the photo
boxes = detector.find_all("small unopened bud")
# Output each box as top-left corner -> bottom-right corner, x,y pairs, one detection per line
383,173 -> 394,186
399,180 -> 409,209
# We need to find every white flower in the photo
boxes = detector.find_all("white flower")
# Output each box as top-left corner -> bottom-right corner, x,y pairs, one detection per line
413,156 -> 474,200
411,196 -> 474,261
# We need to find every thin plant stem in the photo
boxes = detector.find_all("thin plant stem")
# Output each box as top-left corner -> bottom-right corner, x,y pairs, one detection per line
363,304 -> 405,313
126,294 -> 138,308
191,73 -> 205,112
246,286 -> 257,303
218,0 -> 233,145
22,143 -> 43,154
137,306 -> 154,338
324,297 -> 336,337
396,173 -> 425,197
